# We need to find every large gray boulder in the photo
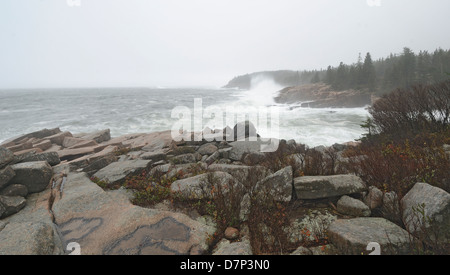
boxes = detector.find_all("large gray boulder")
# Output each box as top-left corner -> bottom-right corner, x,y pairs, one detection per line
93,159 -> 152,186
0,195 -> 26,218
337,195 -> 371,217
328,218 -> 411,255
228,140 -> 265,161
0,222 -> 60,255
401,182 -> 450,241
197,143 -> 218,156
255,166 -> 293,202
0,166 -> 15,190
9,161 -> 53,193
293,174 -> 367,200
0,147 -> 14,169
233,121 -> 257,141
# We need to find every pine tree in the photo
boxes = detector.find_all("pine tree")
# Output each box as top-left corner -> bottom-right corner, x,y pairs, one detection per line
325,66 -> 335,86
335,62 -> 349,89
362,52 -> 377,92
399,47 -> 416,88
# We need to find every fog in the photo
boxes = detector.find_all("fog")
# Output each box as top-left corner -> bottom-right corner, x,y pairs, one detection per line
1,0 -> 450,89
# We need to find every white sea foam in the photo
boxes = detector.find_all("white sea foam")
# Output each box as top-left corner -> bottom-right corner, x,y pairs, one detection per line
0,87 -> 370,147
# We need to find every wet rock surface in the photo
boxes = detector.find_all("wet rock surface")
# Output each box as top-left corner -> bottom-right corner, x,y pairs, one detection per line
1,127 -> 449,255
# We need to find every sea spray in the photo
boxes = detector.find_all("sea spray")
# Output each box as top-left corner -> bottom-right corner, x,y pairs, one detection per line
0,88 -> 369,147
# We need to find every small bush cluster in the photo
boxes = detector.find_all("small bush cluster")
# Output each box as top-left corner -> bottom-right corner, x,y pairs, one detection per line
90,176 -> 111,190
345,136 -> 449,198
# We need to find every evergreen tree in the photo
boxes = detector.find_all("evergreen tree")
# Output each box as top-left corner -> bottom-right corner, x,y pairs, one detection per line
362,52 -> 377,91
325,65 -> 335,85
335,62 -> 349,89
399,47 -> 416,88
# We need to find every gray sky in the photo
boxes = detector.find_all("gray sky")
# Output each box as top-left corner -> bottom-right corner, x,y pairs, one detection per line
1,0 -> 450,89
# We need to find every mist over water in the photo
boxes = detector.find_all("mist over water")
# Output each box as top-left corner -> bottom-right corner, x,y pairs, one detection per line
0,87 -> 369,147
232,77 -> 283,106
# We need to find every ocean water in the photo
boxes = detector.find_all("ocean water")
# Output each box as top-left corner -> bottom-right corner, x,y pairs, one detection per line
0,85 -> 370,147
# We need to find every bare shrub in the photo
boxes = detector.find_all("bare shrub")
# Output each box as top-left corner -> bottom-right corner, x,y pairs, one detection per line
344,138 -> 449,198
370,80 -> 450,139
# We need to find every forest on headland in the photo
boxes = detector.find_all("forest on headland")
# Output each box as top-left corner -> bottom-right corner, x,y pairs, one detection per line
224,47 -> 450,96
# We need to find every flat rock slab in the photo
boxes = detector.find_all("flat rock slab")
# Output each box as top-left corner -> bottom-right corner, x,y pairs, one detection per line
328,218 -> 411,255
401,182 -> 450,240
33,140 -> 52,151
52,173 -> 215,255
20,152 -> 61,166
58,147 -> 97,162
78,129 -> 111,143
0,128 -> 61,147
82,155 -> 118,177
68,139 -> 98,150
93,159 -> 152,185
9,161 -> 53,194
62,137 -> 87,148
68,145 -> 118,168
47,132 -> 73,146
6,142 -> 32,153
294,174 -> 367,200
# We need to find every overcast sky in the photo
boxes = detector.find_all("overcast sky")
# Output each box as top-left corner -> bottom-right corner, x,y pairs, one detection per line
1,0 -> 450,89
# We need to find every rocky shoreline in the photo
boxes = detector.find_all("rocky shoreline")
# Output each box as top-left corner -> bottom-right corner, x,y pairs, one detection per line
0,125 -> 449,255
274,83 -> 373,108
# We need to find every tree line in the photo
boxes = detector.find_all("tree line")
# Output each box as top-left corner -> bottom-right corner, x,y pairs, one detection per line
308,47 -> 450,95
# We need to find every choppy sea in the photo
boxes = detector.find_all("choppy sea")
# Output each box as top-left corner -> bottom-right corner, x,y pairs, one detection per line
0,83 -> 370,147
